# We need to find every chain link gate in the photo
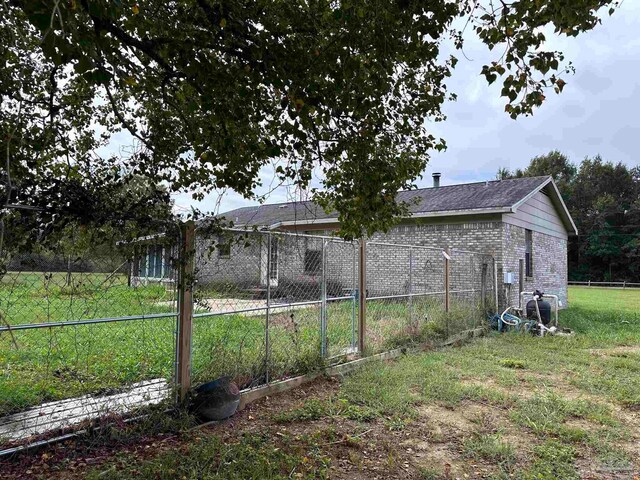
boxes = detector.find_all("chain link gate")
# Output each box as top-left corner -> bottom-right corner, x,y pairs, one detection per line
190,228 -> 360,393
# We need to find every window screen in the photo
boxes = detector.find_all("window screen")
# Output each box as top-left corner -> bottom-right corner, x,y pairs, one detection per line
217,237 -> 231,258
304,250 -> 322,275
152,245 -> 164,278
269,237 -> 278,280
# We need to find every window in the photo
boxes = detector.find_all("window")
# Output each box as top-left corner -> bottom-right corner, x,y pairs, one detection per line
136,247 -> 146,277
304,234 -> 322,275
217,237 -> 231,258
151,245 -> 164,278
525,229 -> 533,277
269,236 -> 278,280
304,250 -> 322,275
136,244 -> 170,279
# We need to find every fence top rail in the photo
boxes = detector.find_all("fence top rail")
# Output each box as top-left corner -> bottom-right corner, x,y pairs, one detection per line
368,240 -> 441,251
569,281 -> 640,286
195,226 -> 358,243
0,312 -> 179,332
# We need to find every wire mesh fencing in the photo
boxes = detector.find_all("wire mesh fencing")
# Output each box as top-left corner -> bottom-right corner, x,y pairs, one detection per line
191,229 -> 359,392
0,224 -> 496,451
0,236 -> 179,450
365,241 -> 496,353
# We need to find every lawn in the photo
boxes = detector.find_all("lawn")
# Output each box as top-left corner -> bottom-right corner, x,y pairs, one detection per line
0,271 -> 479,418
7,285 -> 636,479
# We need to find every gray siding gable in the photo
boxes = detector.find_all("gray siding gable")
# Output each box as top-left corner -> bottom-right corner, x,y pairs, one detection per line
502,190 -> 569,240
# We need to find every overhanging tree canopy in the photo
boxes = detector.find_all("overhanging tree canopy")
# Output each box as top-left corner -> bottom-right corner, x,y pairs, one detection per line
1,0 -> 620,243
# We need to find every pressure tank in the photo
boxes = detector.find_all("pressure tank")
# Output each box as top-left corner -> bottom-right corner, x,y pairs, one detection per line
526,298 -> 552,325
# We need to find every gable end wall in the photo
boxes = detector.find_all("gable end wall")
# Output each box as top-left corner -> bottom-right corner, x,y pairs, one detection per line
501,190 -> 569,309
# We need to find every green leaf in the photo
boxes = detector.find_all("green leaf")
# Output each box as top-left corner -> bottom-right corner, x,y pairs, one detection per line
74,56 -> 94,74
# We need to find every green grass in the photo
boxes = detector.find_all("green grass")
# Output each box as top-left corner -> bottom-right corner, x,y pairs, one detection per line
67,286 -> 640,479
4,274 -> 638,480
569,286 -> 640,314
331,286 -> 639,477
86,431 -> 330,480
0,272 -> 176,325
522,440 -> 579,480
463,433 -> 517,471
0,272 -> 481,418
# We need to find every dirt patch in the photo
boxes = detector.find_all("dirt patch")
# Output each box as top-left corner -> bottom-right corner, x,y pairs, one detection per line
414,443 -> 468,478
461,377 -> 531,399
590,345 -> 640,358
576,458 -> 639,480
415,401 -> 517,443
564,418 -> 600,433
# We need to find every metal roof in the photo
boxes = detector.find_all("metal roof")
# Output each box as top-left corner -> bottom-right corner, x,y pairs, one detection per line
217,176 -> 577,234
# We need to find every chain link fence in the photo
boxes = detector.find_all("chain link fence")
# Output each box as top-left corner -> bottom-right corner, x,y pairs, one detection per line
0,235 -> 180,450
365,242 -> 496,353
0,226 -> 495,452
191,229 -> 359,391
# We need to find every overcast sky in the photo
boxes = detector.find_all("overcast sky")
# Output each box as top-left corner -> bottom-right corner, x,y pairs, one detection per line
162,3 -> 640,214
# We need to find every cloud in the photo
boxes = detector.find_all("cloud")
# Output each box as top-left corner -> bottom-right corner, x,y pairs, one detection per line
561,104 -> 586,118
576,71 -> 613,95
422,2 -> 640,186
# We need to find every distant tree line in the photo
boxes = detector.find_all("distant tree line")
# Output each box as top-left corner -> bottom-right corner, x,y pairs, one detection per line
497,152 -> 640,282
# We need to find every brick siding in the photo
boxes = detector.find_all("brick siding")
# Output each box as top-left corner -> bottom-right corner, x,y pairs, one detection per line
501,224 -> 568,310
194,219 -> 568,311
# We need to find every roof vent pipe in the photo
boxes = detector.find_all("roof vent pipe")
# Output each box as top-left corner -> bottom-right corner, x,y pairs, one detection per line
432,172 -> 441,188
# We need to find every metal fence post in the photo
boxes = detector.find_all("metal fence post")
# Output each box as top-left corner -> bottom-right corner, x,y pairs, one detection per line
176,221 -> 195,403
320,239 -> 328,357
351,243 -> 357,350
408,247 -> 413,328
265,232 -> 272,384
358,238 -> 367,355
444,247 -> 450,313
494,258 -> 499,312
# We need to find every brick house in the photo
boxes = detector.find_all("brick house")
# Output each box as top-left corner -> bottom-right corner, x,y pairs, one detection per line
136,175 -> 577,309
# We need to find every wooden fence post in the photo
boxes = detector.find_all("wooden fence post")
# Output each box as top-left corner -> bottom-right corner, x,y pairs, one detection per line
481,262 -> 487,311
358,238 -> 367,355
176,221 -> 195,403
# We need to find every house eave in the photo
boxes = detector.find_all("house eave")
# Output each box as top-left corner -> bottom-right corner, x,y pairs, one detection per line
409,207 -> 513,219
264,207 -> 512,229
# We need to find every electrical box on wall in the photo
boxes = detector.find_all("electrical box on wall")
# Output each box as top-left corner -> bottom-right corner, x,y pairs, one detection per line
503,272 -> 514,284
